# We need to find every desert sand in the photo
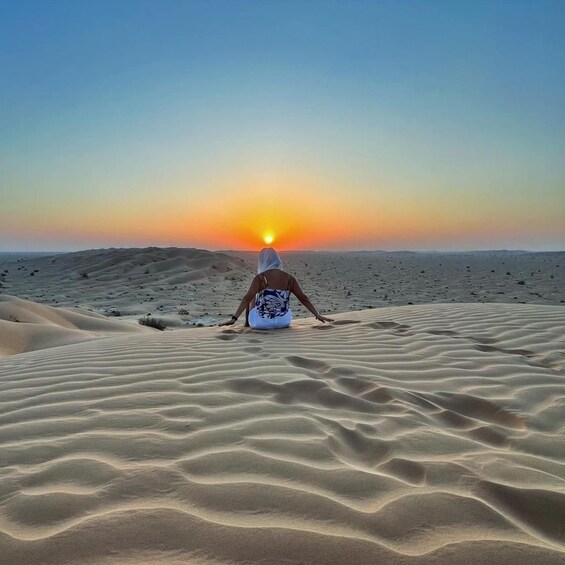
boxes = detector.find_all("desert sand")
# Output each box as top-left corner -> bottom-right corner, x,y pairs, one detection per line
0,248 -> 563,329
0,294 -> 152,356
0,248 -> 564,563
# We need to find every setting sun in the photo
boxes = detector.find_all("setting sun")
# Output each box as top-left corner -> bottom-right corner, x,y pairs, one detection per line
263,233 -> 275,245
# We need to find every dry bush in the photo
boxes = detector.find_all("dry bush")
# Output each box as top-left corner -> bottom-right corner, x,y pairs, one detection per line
138,316 -> 166,331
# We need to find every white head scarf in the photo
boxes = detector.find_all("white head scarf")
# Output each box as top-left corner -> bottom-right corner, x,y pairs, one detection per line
258,247 -> 283,274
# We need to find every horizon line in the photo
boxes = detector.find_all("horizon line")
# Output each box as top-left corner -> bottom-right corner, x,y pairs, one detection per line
1,247 -> 564,255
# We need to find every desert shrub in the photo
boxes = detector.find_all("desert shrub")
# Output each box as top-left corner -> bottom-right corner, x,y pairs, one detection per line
104,308 -> 121,317
80,272 -> 89,279
178,308 -> 190,315
138,316 -> 166,331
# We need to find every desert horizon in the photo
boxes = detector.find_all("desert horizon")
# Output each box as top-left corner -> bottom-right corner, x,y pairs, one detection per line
2,246 -> 564,254
2,246 -> 563,338
1,0 -> 564,563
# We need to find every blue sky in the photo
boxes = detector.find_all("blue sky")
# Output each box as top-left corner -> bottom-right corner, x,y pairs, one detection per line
1,0 -> 564,251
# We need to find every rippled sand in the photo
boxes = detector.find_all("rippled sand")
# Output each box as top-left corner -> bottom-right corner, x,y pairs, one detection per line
1,303 -> 564,563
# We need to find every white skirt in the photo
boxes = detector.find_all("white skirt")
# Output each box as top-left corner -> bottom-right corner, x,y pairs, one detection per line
248,307 -> 292,330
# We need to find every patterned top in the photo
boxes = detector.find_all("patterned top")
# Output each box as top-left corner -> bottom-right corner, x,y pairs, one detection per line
255,273 -> 292,319
256,288 -> 291,319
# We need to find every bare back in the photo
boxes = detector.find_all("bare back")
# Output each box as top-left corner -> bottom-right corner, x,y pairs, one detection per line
259,268 -> 292,290
258,269 -> 309,304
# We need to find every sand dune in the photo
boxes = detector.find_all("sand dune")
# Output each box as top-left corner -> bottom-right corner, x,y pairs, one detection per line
0,295 -> 152,356
0,303 -> 564,563
1,249 -> 563,329
0,247 -> 251,326
40,247 -> 245,279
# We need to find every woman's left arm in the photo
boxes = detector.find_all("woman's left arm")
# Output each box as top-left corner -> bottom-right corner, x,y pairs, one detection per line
218,275 -> 261,326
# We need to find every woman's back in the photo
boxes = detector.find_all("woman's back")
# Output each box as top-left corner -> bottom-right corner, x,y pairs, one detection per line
259,268 -> 292,290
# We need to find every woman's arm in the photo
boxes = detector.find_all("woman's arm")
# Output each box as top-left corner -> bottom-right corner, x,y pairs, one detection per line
290,276 -> 334,323
218,275 -> 261,326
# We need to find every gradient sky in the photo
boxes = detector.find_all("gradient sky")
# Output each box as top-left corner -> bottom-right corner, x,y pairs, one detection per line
1,0 -> 564,251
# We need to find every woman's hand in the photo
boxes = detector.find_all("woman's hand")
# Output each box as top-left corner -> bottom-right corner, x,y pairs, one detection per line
316,315 -> 334,323
218,318 -> 236,327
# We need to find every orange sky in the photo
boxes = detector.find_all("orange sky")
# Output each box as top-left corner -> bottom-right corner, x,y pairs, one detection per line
3,177 -> 561,251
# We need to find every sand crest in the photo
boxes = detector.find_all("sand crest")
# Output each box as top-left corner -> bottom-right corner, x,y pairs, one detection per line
0,295 -> 153,356
0,302 -> 564,563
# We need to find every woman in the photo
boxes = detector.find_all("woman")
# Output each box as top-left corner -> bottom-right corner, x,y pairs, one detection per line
219,248 -> 334,329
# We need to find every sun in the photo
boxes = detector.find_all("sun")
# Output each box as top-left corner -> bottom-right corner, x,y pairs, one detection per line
263,232 -> 275,245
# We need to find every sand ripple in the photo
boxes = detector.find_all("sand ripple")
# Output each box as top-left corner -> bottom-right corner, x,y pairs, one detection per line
0,303 -> 564,564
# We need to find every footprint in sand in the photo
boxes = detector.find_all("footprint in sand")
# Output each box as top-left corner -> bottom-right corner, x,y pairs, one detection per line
368,321 -> 412,334
215,330 -> 238,341
285,355 -> 331,373
314,320 -> 360,330
368,321 -> 401,329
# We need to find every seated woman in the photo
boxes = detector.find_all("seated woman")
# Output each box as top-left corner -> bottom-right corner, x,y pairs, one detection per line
219,247 -> 333,329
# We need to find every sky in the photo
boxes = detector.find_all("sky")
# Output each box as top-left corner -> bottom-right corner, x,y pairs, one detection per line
1,0 -> 564,252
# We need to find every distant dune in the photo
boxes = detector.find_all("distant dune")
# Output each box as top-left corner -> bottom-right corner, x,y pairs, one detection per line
0,252 -> 66,261
0,303 -> 563,563
23,246 -> 248,280
0,247 -> 253,326
0,248 -> 563,329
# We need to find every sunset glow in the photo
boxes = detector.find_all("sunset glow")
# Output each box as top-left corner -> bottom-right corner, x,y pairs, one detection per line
1,1 -> 563,252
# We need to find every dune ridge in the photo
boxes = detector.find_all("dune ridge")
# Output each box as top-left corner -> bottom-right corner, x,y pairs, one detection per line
0,247 -> 252,326
0,294 -> 153,356
0,303 -> 564,563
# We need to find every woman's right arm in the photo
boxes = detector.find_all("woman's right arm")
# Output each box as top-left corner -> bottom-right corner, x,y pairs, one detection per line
218,275 -> 260,326
290,276 -> 334,323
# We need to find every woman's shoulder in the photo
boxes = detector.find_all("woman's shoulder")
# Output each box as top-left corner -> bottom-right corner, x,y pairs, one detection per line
262,269 -> 294,288
267,268 -> 293,277
262,268 -> 290,279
